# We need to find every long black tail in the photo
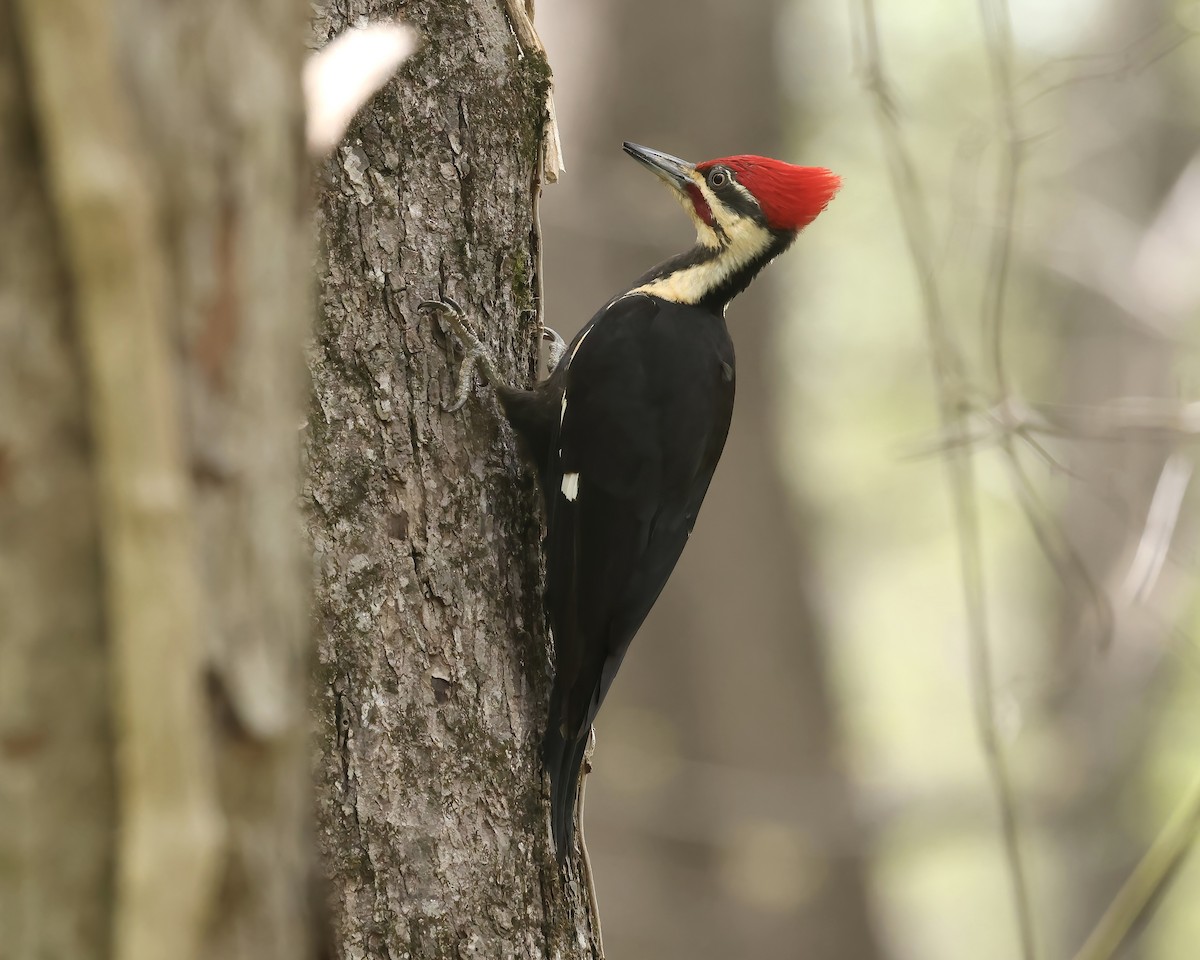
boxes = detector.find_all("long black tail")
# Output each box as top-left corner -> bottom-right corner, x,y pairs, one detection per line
543,720 -> 590,864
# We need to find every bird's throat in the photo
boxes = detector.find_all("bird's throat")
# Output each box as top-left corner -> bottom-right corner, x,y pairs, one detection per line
629,221 -> 793,312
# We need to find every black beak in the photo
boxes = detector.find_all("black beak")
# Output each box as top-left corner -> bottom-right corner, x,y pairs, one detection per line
622,142 -> 696,191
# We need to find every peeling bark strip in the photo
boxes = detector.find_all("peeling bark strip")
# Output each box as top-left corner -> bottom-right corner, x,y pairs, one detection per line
3,0 -> 313,958
307,2 -> 601,957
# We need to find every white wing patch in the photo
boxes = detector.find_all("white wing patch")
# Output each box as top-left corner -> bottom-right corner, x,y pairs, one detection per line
559,392 -> 568,426
561,472 -> 580,501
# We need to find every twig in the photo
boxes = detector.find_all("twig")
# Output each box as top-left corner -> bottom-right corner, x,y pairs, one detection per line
576,729 -> 605,958
1001,447 -> 1115,651
977,0 -> 1021,399
1072,773 -> 1200,960
1120,453 -> 1193,604
1021,19 -> 1197,106
853,3 -> 1038,957
976,0 -> 1114,657
911,395 -> 1200,452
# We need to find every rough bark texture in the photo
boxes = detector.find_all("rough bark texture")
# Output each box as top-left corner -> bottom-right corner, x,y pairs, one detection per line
539,0 -> 885,957
306,3 -> 600,958
0,0 -> 314,958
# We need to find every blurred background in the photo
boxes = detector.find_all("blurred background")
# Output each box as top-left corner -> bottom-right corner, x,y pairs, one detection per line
537,1 -> 1200,958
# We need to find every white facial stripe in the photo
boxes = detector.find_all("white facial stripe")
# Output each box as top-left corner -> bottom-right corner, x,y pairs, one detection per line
695,178 -> 733,236
628,170 -> 774,305
699,177 -> 765,240
561,472 -> 580,501
695,220 -> 721,248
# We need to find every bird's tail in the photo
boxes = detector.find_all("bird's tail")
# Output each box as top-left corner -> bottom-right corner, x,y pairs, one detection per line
543,719 -> 590,864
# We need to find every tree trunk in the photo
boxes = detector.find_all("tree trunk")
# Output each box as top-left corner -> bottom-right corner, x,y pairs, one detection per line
0,0 -> 313,959
306,3 -> 600,957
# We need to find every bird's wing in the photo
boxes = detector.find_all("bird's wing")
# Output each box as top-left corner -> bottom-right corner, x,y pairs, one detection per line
546,294 -> 732,735
541,294 -> 734,859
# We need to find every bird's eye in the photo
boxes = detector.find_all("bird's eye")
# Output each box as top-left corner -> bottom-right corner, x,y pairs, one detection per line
708,169 -> 728,188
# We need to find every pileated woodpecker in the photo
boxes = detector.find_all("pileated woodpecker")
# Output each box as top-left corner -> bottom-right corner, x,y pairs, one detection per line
425,142 -> 839,864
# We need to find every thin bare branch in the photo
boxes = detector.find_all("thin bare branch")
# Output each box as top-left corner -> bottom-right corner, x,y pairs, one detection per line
577,731 -> 605,958
1021,19 -> 1197,106
985,396 -> 1200,446
1002,447 -> 1115,651
976,0 -> 1116,659
977,0 -> 1021,399
1120,454 -> 1193,605
853,3 -> 1038,957
1072,774 -> 1200,960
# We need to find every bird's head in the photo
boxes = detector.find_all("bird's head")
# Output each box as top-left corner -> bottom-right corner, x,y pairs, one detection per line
623,141 -> 840,248
622,142 -> 840,308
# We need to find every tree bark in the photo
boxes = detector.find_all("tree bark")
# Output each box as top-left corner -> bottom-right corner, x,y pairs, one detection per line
1,0 -> 314,958
306,3 -> 599,958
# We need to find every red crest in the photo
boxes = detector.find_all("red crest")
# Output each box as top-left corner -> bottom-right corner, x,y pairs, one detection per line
696,155 -> 841,231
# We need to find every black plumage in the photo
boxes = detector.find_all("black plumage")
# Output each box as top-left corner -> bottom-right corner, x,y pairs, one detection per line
499,295 -> 762,862
433,142 -> 840,864
536,293 -> 736,860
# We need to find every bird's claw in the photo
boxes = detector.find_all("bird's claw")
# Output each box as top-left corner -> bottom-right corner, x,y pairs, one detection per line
418,296 -> 464,320
420,297 -> 478,351
420,297 -> 497,410
444,349 -> 483,412
542,326 -> 567,372
444,390 -> 469,414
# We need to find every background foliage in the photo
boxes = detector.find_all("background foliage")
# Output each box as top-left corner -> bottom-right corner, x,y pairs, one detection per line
540,1 -> 1200,957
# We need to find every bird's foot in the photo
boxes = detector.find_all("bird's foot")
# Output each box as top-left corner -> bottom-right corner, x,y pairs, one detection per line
542,326 -> 567,373
420,297 -> 502,412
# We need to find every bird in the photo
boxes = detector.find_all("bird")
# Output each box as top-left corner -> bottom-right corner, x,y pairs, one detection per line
423,141 -> 840,864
